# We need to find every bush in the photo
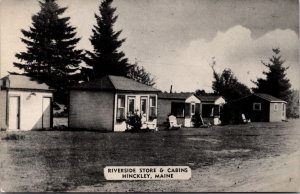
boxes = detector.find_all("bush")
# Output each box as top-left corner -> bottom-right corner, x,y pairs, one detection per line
126,113 -> 142,132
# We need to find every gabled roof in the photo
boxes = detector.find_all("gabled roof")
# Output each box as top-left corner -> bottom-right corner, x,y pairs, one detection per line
158,92 -> 196,100
197,95 -> 224,103
233,93 -> 286,103
70,75 -> 160,92
253,93 -> 286,103
0,74 -> 53,91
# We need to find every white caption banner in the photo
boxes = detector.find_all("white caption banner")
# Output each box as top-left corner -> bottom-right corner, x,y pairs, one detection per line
104,166 -> 191,180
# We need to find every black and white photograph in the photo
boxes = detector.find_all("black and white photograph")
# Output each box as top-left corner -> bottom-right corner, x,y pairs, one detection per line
0,0 -> 299,192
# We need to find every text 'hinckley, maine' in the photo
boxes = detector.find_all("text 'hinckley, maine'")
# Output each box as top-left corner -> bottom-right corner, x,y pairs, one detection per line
104,166 -> 192,180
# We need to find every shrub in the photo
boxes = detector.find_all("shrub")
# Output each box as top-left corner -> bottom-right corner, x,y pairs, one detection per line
126,112 -> 142,132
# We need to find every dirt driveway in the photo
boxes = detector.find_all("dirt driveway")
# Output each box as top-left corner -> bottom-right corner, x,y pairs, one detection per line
72,150 -> 299,192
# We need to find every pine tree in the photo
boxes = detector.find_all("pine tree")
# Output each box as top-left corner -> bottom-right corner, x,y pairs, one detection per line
13,0 -> 83,104
252,48 -> 292,101
84,0 -> 132,79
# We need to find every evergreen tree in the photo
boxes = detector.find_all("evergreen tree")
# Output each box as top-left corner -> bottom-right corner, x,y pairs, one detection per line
127,64 -> 156,86
252,48 -> 291,101
13,0 -> 83,104
84,0 -> 132,79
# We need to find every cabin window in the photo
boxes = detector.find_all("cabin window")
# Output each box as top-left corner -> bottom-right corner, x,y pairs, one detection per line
117,95 -> 125,119
274,103 -> 278,110
253,103 -> 261,111
128,97 -> 136,115
171,102 -> 185,118
149,96 -> 157,117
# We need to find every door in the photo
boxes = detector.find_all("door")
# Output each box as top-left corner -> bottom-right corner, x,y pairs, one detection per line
127,97 -> 136,115
140,97 -> 147,116
9,96 -> 20,130
42,97 -> 51,128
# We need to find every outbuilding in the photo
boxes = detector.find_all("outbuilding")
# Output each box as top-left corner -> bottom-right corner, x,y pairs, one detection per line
197,95 -> 226,125
157,92 -> 201,127
0,75 -> 54,130
232,93 -> 287,122
69,75 -> 160,131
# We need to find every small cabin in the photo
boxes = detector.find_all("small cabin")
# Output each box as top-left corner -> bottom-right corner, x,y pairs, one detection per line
0,75 -> 54,130
232,93 -> 287,122
197,95 -> 226,125
157,93 -> 201,127
69,75 -> 160,131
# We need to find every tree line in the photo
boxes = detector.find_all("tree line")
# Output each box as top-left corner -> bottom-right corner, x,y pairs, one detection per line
13,0 -> 298,118
197,48 -> 298,118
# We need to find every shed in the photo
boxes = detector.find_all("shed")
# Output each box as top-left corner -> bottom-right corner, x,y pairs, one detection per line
0,75 -> 54,130
232,93 -> 287,122
157,92 -> 201,127
197,95 -> 226,125
69,75 -> 160,131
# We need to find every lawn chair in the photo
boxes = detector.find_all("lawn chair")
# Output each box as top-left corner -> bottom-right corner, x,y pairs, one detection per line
241,113 -> 251,124
141,114 -> 158,131
168,115 -> 182,129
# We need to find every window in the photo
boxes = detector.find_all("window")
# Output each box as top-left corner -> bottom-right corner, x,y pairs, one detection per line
128,97 -> 136,115
274,103 -> 278,110
253,103 -> 261,111
117,95 -> 125,119
171,102 -> 185,117
149,96 -> 157,117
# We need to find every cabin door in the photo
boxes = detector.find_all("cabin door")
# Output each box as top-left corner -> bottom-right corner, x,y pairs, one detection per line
140,97 -> 148,116
42,97 -> 51,128
9,96 -> 20,130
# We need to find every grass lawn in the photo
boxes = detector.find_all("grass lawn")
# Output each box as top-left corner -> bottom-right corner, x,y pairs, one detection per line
0,120 -> 299,192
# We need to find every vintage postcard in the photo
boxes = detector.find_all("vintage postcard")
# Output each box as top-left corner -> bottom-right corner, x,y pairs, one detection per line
0,0 -> 299,192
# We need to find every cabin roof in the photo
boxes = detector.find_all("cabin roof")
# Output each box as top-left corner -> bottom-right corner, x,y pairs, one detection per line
71,75 -> 160,92
0,74 -> 53,91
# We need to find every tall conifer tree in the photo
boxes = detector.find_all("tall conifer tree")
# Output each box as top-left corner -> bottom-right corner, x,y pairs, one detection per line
14,0 -> 83,104
252,48 -> 292,101
84,0 -> 132,79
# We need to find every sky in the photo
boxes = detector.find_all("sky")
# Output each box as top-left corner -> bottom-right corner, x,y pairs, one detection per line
0,0 -> 299,92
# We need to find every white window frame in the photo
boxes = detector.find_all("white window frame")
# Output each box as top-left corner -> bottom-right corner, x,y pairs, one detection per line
149,96 -> 157,117
253,103 -> 261,111
117,95 -> 125,119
